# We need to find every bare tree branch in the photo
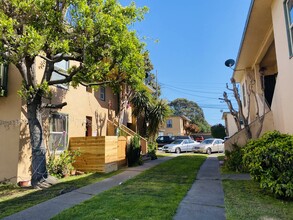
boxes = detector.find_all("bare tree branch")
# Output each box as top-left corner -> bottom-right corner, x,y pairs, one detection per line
38,54 -> 54,63
42,102 -> 67,109
79,80 -> 114,87
226,83 -> 233,91
47,66 -> 82,85
52,53 -> 83,63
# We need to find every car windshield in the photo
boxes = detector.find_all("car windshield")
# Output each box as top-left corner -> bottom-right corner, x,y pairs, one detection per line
201,139 -> 214,144
171,140 -> 183,144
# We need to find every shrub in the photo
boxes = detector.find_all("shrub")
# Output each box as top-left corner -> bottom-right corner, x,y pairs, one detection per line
147,142 -> 157,160
224,143 -> 248,173
47,150 -> 81,178
127,135 -> 141,166
243,131 -> 293,199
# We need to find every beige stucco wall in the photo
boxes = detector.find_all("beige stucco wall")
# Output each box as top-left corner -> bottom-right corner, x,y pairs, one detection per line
271,0 -> 293,134
50,60 -> 118,138
0,64 -> 23,183
0,59 -> 119,183
159,116 -> 185,136
53,85 -> 118,138
225,113 -> 238,137
225,111 -> 275,151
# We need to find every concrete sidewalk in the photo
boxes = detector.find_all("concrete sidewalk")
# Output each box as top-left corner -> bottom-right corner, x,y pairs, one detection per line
3,156 -> 173,220
174,155 -> 226,220
4,154 -> 250,220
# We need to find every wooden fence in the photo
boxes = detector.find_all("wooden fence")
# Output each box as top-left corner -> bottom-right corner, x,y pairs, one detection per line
107,119 -> 148,154
69,136 -> 127,173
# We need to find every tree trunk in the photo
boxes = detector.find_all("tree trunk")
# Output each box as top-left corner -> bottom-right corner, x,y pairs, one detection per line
244,124 -> 252,139
27,93 -> 47,187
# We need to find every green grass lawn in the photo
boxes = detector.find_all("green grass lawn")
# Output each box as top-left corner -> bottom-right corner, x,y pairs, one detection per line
53,155 -> 206,220
217,155 -> 225,161
0,171 -> 122,219
223,180 -> 293,220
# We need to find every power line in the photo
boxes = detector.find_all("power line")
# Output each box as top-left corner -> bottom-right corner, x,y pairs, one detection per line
160,82 -> 229,95
161,86 -> 238,110
162,86 -> 220,100
161,83 -> 234,98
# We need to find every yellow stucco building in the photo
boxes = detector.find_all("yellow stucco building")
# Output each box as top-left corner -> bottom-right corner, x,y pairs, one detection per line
225,0 -> 293,149
0,59 -> 120,183
158,115 -> 190,136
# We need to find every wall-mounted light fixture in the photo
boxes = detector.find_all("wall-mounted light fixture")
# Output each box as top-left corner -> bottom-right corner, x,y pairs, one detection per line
224,59 -> 236,69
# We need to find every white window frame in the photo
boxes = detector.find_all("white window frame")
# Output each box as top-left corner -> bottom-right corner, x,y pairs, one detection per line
166,119 -> 172,128
284,0 -> 293,57
49,113 -> 69,154
158,132 -> 164,136
51,60 -> 69,89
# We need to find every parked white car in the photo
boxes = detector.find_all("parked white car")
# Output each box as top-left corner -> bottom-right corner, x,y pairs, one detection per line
192,138 -> 224,154
162,139 -> 200,154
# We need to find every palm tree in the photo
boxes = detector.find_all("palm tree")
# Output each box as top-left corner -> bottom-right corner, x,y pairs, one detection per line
147,99 -> 170,140
131,89 -> 151,137
131,89 -> 151,119
131,90 -> 170,140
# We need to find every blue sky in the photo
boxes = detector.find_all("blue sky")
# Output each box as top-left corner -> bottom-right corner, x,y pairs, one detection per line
120,0 -> 251,126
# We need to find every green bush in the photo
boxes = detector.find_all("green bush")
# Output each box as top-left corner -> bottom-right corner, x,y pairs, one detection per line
224,144 -> 248,173
147,142 -> 157,160
127,135 -> 141,167
47,150 -> 80,178
243,131 -> 293,199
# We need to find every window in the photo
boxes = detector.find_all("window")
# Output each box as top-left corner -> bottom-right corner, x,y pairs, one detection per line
51,60 -> 69,89
100,86 -> 105,101
215,140 -> 222,144
158,132 -> 164,136
183,140 -> 189,144
49,113 -> 68,153
284,0 -> 293,56
166,119 -> 172,128
0,63 -> 8,97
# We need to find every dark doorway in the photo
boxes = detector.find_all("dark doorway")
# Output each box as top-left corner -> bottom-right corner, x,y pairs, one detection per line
264,74 -> 277,108
86,116 -> 92,136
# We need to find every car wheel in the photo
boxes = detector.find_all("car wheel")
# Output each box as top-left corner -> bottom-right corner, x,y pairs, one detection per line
206,148 -> 212,155
175,147 -> 181,154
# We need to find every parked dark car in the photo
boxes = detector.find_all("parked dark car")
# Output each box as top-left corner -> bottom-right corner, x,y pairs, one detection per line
156,136 -> 174,148
156,135 -> 191,148
173,135 -> 191,140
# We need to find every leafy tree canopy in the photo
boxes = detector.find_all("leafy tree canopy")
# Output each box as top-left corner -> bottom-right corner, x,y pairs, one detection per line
169,98 -> 210,132
211,123 -> 226,139
143,51 -> 160,97
0,0 -> 148,92
184,123 -> 200,135
0,0 -> 149,186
